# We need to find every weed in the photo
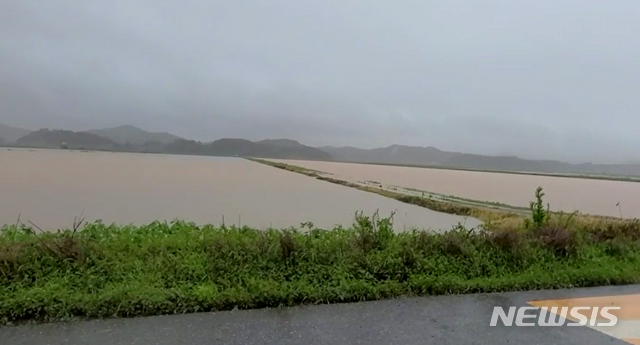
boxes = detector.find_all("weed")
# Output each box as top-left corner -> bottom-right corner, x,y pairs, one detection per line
524,187 -> 549,229
279,230 -> 298,263
531,226 -> 579,257
489,228 -> 526,254
352,210 -> 395,253
2,189 -> 640,324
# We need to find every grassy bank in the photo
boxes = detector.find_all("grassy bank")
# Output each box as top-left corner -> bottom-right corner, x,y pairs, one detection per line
251,158 -> 529,224
249,157 -> 325,177
2,204 -> 640,324
251,158 -> 633,230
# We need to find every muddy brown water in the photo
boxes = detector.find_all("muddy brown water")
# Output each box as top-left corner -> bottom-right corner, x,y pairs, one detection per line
0,148 -> 480,232
271,159 -> 640,218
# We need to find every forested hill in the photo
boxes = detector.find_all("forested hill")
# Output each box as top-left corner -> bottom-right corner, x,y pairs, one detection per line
11,127 -> 330,160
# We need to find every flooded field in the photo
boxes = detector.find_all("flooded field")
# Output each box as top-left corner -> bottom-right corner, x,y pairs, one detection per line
0,149 -> 480,231
271,159 -> 640,218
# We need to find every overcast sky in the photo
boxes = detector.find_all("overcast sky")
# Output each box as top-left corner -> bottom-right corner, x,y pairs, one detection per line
1,1 -> 639,163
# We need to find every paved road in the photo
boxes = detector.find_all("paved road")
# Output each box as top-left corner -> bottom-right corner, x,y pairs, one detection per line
3,285 -> 640,345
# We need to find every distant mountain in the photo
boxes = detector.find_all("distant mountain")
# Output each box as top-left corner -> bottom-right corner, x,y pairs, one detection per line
0,123 -> 32,143
16,129 -> 118,150
444,153 -> 640,176
321,145 -> 640,177
166,138 -> 331,160
257,139 -> 304,148
321,144 -> 459,166
10,125 -> 330,160
8,121 -> 640,176
87,125 -> 182,145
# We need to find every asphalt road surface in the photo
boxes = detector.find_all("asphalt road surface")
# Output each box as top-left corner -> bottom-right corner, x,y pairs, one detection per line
2,284 -> 640,345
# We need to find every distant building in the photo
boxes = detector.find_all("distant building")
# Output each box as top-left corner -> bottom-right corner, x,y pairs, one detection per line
60,142 -> 68,149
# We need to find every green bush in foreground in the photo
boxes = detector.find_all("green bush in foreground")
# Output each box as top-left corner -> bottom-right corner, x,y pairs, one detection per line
1,207 -> 640,324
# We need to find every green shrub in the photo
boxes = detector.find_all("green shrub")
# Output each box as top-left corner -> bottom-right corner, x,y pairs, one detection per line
1,188 -> 640,324
1,213 -> 638,324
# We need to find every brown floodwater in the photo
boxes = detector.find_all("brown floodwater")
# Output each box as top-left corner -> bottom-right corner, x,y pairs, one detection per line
271,159 -> 640,218
0,148 -> 480,232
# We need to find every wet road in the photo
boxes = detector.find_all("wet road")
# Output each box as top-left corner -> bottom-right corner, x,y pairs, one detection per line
3,285 -> 640,345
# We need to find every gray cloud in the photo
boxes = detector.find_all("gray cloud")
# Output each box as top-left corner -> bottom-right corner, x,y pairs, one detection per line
1,0 -> 639,163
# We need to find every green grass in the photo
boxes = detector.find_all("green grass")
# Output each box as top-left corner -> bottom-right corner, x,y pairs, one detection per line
2,210 -> 640,324
400,185 -> 530,210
